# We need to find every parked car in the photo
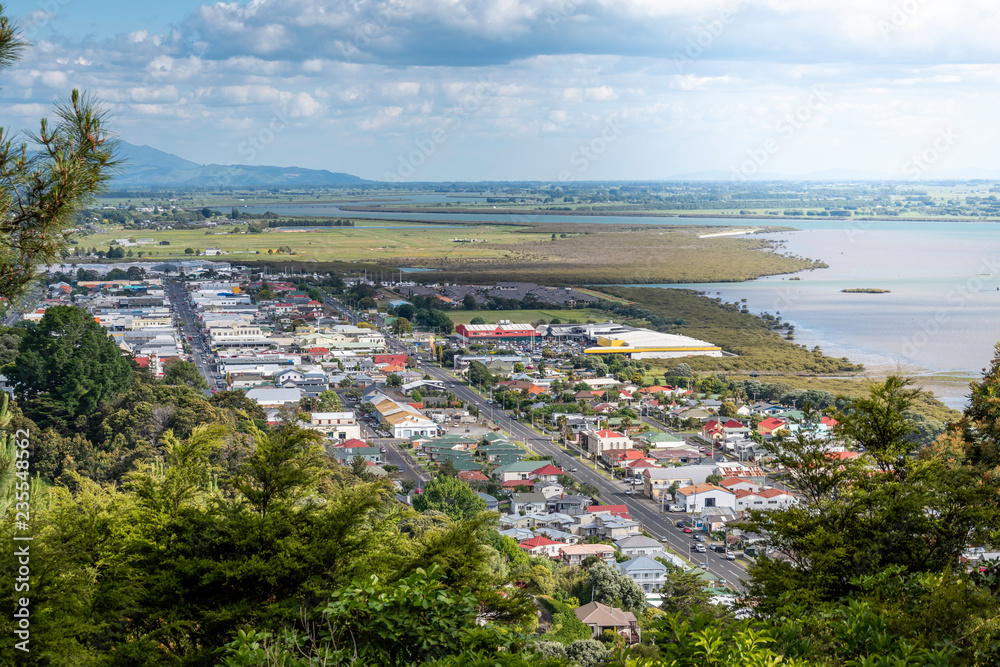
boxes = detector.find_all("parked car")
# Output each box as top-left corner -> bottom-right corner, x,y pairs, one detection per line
675,520 -> 689,528
624,489 -> 632,496
683,527 -> 693,534
693,534 -> 706,543
379,446 -> 387,453
693,544 -> 707,553
712,544 -> 726,553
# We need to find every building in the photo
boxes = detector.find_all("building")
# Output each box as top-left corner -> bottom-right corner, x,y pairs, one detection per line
574,601 -> 640,644
245,387 -> 301,408
454,322 -> 537,345
583,327 -> 722,360
675,483 -> 737,513
307,412 -> 361,441
580,429 -> 631,458
618,555 -> 669,596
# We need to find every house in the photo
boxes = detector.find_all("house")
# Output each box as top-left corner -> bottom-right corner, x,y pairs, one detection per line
535,481 -> 566,499
531,464 -> 564,482
599,449 -> 647,469
307,411 -> 361,441
477,492 -> 499,512
580,429 -> 631,458
618,555 -> 668,595
642,465 -> 717,500
757,417 -> 788,436
559,544 -> 617,566
736,487 -> 798,511
510,492 -> 549,515
459,470 -> 490,483
546,494 -> 592,515
615,535 -> 667,559
495,459 -> 556,483
245,387 -> 301,407
574,601 -> 640,644
519,535 -> 566,558
676,483 -> 737,513
718,477 -> 760,494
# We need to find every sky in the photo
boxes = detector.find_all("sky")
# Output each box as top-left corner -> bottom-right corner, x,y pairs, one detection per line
5,0 -> 1000,182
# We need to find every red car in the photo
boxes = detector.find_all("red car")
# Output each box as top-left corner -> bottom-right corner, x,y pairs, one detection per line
683,527 -> 693,534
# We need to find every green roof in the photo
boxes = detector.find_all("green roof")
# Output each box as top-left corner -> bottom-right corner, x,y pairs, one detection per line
497,459 -> 553,473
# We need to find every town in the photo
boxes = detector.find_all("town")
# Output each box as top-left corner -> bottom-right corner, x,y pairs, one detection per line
5,258 -> 878,611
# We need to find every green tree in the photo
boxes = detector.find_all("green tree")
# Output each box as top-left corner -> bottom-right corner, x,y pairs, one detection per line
413,475 -> 486,521
0,23 -> 118,301
163,359 -> 209,390
392,316 -> 413,335
470,316 -> 486,325
463,293 -> 477,310
387,373 -> 403,387
744,383 -> 1000,613
585,561 -> 646,615
8,305 -> 134,432
234,423 -> 327,519
437,457 -> 459,478
316,389 -> 342,411
257,288 -> 277,301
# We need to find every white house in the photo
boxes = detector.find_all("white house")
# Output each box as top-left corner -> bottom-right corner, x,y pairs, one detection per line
735,487 -> 798,511
675,483 -> 737,513
617,555 -> 668,596
307,411 -> 361,441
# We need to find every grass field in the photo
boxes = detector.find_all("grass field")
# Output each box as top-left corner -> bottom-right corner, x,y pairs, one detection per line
79,221 -> 824,286
446,309 -> 607,325
79,222 -> 541,263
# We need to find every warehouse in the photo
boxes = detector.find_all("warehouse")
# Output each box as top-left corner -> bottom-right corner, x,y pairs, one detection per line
584,328 -> 722,359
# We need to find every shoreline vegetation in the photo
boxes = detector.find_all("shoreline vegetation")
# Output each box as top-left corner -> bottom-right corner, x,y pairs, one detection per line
841,288 -> 891,293
590,286 -> 959,422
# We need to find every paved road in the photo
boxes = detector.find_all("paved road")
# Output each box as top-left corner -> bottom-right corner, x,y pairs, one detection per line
165,281 -> 216,394
415,361 -> 748,590
3,284 -> 45,326
321,291 -> 748,589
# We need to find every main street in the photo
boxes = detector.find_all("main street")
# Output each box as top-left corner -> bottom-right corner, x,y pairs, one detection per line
166,280 -> 216,393
333,293 -> 748,590
415,359 -> 748,591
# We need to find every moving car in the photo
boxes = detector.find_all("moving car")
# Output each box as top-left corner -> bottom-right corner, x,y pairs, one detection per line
726,551 -> 737,560
693,544 -> 707,553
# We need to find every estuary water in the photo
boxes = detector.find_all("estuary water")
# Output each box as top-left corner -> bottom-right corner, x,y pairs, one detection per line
242,200 -> 1000,407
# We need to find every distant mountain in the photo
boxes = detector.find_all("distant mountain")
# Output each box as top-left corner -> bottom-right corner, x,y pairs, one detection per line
112,140 -> 369,187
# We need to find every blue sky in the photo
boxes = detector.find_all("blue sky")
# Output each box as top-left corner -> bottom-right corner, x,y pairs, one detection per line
5,0 -> 999,181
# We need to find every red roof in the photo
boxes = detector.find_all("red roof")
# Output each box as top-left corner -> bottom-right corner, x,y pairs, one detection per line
342,438 -> 367,448
722,419 -> 746,428
821,416 -> 839,426
759,488 -> 794,498
519,536 -> 563,548
594,429 -> 626,438
719,477 -> 754,488
502,479 -> 535,488
134,356 -> 151,368
758,417 -> 787,431
532,464 -> 563,476
586,504 -> 631,519
827,451 -> 859,460
309,347 -> 330,355
406,402 -> 425,410
374,354 -> 407,365
458,470 -> 489,481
